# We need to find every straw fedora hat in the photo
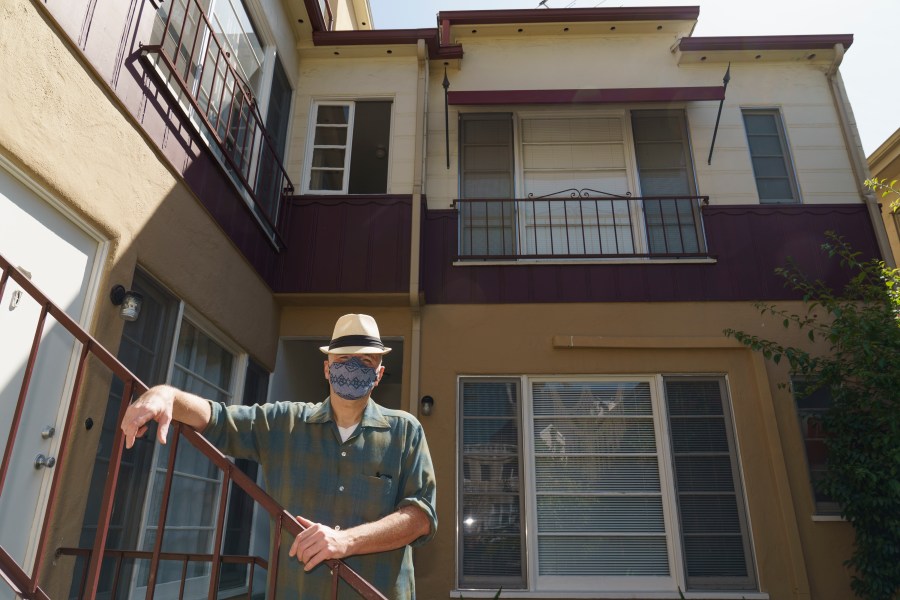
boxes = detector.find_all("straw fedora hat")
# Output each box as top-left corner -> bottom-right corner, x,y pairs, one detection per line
320,313 -> 392,355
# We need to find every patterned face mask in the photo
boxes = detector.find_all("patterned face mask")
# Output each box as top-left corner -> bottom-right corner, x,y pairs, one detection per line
329,357 -> 378,400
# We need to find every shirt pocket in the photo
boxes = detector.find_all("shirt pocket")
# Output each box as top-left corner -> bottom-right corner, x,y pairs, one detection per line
354,473 -> 395,523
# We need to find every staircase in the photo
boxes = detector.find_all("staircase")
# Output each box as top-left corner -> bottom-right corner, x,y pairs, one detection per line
0,252 -> 386,599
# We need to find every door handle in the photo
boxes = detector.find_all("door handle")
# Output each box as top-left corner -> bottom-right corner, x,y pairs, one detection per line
34,454 -> 56,469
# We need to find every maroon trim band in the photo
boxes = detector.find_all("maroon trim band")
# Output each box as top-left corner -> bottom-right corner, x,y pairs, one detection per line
447,86 -> 725,106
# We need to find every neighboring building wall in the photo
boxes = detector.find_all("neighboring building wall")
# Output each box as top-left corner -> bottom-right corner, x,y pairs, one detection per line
0,0 -> 280,595
868,127 -> 900,263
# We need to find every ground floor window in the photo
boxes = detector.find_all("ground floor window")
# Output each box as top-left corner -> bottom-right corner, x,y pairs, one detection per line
458,375 -> 756,594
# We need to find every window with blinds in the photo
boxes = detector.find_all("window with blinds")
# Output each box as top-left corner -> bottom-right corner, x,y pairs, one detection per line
459,379 -> 526,589
531,381 -> 669,583
664,378 -> 755,590
457,376 -> 756,594
742,109 -> 800,203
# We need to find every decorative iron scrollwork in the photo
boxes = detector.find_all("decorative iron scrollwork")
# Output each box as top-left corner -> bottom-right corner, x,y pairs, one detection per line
527,188 -> 633,200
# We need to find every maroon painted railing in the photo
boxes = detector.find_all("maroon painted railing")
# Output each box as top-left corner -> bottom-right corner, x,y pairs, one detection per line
0,252 -> 387,600
454,193 -> 709,260
136,0 -> 294,240
55,548 -> 267,600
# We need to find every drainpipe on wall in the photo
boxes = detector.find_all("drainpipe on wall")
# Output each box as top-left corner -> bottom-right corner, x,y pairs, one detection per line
825,43 -> 896,267
408,39 -> 428,414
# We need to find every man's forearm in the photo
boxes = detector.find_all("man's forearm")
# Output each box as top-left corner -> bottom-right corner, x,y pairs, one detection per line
290,505 -> 432,570
343,505 -> 431,556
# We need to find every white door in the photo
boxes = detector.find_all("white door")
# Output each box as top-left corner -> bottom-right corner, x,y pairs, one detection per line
0,163 -> 104,591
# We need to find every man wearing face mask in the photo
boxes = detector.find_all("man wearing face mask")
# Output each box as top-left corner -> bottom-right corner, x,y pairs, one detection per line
120,313 -> 437,599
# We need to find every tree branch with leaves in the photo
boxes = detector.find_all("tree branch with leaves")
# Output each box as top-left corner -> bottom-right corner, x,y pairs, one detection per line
725,232 -> 900,600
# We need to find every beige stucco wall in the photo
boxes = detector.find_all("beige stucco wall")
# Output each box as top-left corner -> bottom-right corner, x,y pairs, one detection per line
0,1 -> 280,594
425,33 -> 860,209
406,301 -> 855,600
287,55 -> 421,194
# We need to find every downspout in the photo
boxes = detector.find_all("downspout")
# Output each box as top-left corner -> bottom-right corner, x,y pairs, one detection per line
408,39 -> 428,414
825,43 -> 895,267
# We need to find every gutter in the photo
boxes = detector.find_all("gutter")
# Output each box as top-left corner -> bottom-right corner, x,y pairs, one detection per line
825,43 -> 895,267
408,39 -> 428,415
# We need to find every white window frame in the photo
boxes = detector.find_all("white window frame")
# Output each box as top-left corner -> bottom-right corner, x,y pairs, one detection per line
302,98 -> 395,195
303,100 -> 357,194
523,375 -> 681,593
456,374 -> 756,596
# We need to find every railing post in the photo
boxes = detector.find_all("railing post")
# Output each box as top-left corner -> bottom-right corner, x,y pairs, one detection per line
29,342 -> 92,594
266,514 -> 282,599
84,378 -> 140,600
146,422 -> 182,600
206,468 -> 231,599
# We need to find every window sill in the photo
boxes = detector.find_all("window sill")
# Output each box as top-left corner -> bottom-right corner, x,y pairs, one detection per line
811,514 -> 846,522
452,257 -> 718,267
451,591 -> 768,599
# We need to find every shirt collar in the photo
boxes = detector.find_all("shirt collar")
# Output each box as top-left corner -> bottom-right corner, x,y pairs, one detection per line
305,397 -> 391,429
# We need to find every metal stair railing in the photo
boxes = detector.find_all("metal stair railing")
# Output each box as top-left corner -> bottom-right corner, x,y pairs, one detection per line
0,252 -> 388,600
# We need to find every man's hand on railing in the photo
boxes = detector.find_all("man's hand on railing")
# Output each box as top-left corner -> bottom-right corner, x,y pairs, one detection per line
289,505 -> 432,572
289,515 -> 352,572
121,384 -> 211,449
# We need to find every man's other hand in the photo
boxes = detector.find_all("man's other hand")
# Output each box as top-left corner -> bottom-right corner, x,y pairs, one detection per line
289,515 -> 352,571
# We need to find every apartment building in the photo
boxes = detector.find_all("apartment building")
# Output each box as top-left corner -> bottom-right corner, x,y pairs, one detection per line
0,1 -> 888,598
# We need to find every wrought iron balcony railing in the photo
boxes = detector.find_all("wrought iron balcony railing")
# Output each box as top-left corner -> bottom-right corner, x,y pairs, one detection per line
454,190 -> 709,260
0,252 -> 387,600
137,0 -> 294,240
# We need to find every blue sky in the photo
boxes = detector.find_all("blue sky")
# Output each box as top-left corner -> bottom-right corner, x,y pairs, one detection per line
368,0 -> 900,157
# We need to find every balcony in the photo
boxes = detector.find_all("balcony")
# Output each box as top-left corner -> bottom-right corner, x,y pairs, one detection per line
424,203 -> 882,304
137,0 -> 294,241
454,191 -> 709,261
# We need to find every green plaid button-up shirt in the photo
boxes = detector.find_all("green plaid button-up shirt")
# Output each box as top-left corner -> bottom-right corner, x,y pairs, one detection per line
204,398 -> 437,599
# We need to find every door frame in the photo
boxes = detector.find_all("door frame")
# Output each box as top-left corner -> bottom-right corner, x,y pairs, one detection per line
0,150 -> 109,573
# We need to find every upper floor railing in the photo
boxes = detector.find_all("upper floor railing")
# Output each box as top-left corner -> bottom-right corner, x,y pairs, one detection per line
137,0 -> 294,240
0,252 -> 387,600
454,190 -> 709,260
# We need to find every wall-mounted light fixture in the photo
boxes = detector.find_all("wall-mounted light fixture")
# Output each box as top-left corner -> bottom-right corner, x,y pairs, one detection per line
110,285 -> 143,322
420,395 -> 435,417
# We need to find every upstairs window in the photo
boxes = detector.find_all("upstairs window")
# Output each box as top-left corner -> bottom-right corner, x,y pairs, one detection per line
305,101 -> 392,194
456,110 -> 706,260
742,109 -> 800,204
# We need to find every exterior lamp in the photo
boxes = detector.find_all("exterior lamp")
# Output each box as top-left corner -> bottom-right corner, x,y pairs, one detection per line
420,395 -> 435,416
110,285 -> 143,322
